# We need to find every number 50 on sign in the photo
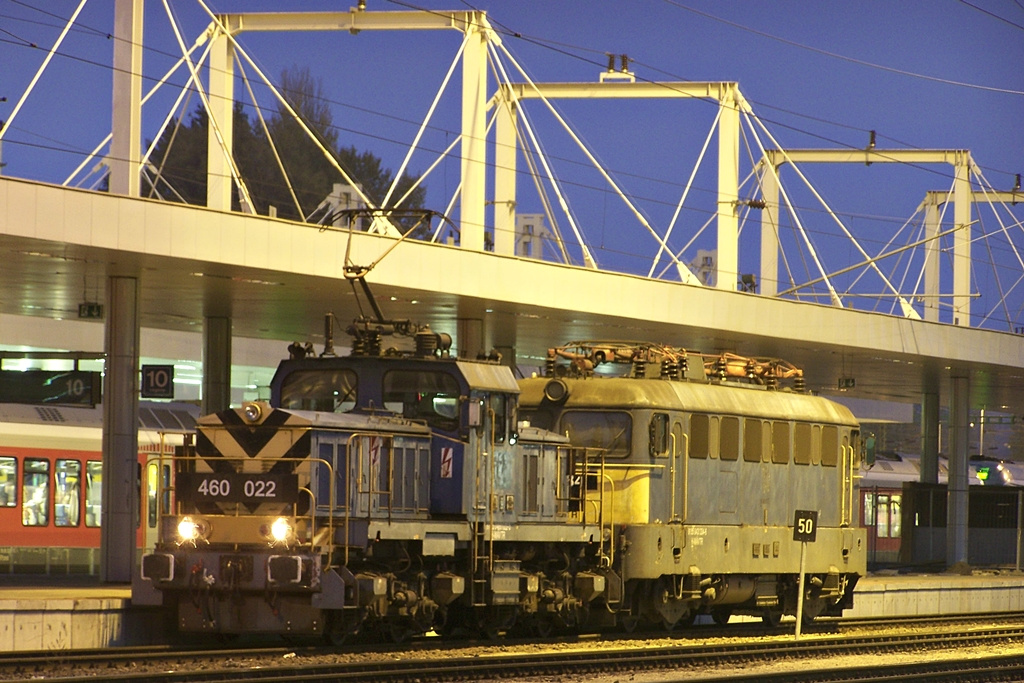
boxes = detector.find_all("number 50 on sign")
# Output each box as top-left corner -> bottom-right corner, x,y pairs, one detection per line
793,509 -> 818,543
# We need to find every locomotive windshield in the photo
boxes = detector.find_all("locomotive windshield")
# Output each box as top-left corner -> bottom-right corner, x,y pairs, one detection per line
559,410 -> 631,457
383,370 -> 461,432
280,369 -> 358,412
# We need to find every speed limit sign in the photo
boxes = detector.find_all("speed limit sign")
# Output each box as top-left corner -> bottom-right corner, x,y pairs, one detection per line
793,509 -> 818,543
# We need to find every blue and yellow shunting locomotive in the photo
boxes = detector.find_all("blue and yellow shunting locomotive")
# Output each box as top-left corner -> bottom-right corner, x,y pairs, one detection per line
137,326 -> 866,640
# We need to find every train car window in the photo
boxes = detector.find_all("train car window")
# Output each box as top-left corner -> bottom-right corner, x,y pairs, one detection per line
771,422 -> 790,464
877,495 -> 890,536
821,426 -> 839,467
54,459 -> 82,527
85,461 -> 102,527
863,492 -> 876,526
146,463 -> 159,528
383,370 -> 461,432
161,464 -> 172,517
559,410 -> 631,458
742,419 -> 763,463
649,413 -> 669,457
280,369 -> 358,412
0,456 -> 16,507
794,423 -> 812,465
889,495 -> 902,537
22,458 -> 49,526
689,414 -> 709,459
720,417 -> 739,461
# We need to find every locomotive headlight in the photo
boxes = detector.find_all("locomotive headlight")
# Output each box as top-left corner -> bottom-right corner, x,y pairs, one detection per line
270,517 -> 293,544
243,402 -> 263,423
176,516 -> 209,546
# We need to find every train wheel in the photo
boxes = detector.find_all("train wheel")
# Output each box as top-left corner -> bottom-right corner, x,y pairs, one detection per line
480,607 -> 516,639
711,607 -> 732,625
325,610 -> 360,646
662,610 -> 694,631
800,597 -> 825,624
531,617 -> 555,638
619,593 -> 643,633
387,620 -> 414,644
761,607 -> 783,627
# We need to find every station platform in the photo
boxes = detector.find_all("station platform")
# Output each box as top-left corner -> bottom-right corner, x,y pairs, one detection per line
0,579 -> 161,651
847,569 -> 1024,618
3,571 -> 1024,650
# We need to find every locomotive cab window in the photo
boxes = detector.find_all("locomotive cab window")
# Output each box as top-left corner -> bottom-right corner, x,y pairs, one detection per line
519,408 -> 552,431
22,458 -> 49,526
560,410 -> 631,458
54,459 -> 81,527
280,369 -> 357,412
491,393 -> 509,444
0,456 -> 16,507
383,370 -> 461,432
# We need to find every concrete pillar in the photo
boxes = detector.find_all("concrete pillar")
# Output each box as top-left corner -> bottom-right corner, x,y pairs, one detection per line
920,392 -> 940,484
100,276 -> 140,583
947,374 -> 970,566
489,311 -> 517,370
457,318 -> 484,360
109,0 -> 142,197
202,316 -> 232,414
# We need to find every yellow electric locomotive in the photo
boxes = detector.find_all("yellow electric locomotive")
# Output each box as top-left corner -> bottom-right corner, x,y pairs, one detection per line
517,341 -> 867,627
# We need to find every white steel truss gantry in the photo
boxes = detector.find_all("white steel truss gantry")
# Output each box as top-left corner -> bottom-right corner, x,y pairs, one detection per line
494,80 -> 747,288
760,148 -> 975,325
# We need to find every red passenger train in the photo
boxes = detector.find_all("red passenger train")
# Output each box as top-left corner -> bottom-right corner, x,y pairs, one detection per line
0,401 -> 198,574
860,451 -> 1024,567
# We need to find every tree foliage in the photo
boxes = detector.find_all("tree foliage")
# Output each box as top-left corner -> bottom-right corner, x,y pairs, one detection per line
146,66 -> 427,229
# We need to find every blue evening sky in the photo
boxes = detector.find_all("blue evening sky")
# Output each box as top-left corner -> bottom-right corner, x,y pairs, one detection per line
1,1 -> 1021,300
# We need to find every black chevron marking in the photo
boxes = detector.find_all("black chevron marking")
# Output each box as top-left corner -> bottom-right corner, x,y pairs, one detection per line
219,409 -> 297,458
194,429 -> 236,474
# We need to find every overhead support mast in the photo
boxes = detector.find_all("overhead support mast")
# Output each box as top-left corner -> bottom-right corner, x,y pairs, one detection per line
759,148 -> 974,326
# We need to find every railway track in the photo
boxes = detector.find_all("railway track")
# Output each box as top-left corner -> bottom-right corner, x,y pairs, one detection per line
5,614 -> 1024,683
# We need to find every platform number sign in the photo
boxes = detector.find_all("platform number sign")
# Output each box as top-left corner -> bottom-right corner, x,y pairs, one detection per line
793,509 -> 818,543
141,364 -> 174,399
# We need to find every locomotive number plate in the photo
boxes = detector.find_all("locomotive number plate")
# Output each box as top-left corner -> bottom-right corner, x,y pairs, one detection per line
177,473 -> 299,504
